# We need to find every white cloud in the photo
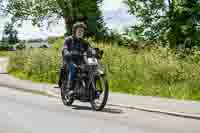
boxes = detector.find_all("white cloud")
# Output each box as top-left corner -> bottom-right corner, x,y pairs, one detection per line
101,0 -> 126,11
17,19 -> 65,40
0,17 -> 65,40
102,0 -> 137,32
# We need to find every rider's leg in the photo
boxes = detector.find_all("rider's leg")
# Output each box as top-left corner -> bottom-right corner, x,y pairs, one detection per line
66,62 -> 77,96
67,62 -> 76,89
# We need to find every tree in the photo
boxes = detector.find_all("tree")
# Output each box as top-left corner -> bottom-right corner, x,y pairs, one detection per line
125,0 -> 200,48
0,0 -> 107,40
175,0 -> 200,48
2,22 -> 19,45
16,42 -> 26,49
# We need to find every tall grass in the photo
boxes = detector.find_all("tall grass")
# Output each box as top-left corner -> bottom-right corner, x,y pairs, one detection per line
8,39 -> 200,100
8,48 -> 62,83
0,51 -> 11,56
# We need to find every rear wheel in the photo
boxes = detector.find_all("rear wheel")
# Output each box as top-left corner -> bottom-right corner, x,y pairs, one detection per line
61,80 -> 74,106
90,76 -> 109,111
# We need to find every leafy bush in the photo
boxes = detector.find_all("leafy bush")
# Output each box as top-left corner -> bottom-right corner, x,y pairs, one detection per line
16,42 -> 26,49
39,44 -> 48,48
0,43 -> 15,51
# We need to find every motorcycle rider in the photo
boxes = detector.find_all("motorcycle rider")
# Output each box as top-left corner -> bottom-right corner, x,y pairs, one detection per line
59,22 -> 91,95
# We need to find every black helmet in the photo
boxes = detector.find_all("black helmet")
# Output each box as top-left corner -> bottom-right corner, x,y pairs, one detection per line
72,22 -> 87,35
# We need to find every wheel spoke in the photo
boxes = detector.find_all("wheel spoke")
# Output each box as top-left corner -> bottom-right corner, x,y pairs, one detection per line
90,76 -> 108,111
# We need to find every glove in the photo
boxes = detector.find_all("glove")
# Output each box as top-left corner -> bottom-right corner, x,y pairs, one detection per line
71,51 -> 80,56
63,48 -> 70,56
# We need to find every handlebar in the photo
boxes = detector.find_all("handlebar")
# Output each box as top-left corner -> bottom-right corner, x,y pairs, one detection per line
70,51 -> 87,56
63,47 -> 103,59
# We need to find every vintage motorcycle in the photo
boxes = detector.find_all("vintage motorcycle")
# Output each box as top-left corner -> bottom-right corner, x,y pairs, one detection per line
60,47 -> 109,111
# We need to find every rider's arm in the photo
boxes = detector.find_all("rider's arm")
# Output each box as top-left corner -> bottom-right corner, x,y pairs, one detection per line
62,37 -> 72,57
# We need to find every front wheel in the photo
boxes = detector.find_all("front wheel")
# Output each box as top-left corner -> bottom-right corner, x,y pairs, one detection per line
61,80 -> 74,106
90,76 -> 109,111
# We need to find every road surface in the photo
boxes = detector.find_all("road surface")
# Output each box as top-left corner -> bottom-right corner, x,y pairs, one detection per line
0,86 -> 199,133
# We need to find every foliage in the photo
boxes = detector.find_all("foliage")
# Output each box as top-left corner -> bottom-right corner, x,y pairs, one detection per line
125,0 -> 200,48
103,31 -> 124,45
2,22 -> 19,45
39,44 -> 48,48
0,43 -> 15,51
0,0 -> 107,40
48,36 -> 62,45
16,42 -> 26,49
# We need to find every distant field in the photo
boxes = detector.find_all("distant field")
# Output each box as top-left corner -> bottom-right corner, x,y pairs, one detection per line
24,42 -> 50,48
0,41 -> 50,49
0,41 -> 50,57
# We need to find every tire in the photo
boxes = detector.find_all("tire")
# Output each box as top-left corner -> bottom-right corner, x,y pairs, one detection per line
61,80 -> 74,106
90,76 -> 109,111
58,67 -> 65,88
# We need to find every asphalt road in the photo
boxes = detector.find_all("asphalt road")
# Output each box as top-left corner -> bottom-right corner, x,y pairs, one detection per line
0,86 -> 200,133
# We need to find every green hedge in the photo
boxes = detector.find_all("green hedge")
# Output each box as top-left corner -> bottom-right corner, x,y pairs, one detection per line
0,44 -> 14,50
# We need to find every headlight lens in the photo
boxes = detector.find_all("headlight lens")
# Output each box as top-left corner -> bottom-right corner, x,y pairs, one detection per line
88,57 -> 98,64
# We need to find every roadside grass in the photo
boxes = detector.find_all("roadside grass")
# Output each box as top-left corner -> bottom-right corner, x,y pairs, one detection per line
7,40 -> 200,101
0,51 -> 12,57
8,48 -> 61,84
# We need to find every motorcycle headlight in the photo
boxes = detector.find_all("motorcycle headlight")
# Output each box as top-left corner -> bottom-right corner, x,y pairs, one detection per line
88,58 -> 98,64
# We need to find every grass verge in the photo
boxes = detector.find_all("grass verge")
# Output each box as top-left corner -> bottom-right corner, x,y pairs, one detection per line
0,51 -> 11,57
7,40 -> 200,101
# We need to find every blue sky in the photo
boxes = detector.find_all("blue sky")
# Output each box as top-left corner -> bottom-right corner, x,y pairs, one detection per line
0,0 -> 136,40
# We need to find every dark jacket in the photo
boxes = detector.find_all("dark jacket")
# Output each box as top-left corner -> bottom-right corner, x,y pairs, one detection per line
62,36 -> 91,65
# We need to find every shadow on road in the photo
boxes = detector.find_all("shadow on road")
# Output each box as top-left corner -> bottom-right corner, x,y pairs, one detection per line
71,105 -> 123,114
54,86 -> 60,88
0,72 -> 8,74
